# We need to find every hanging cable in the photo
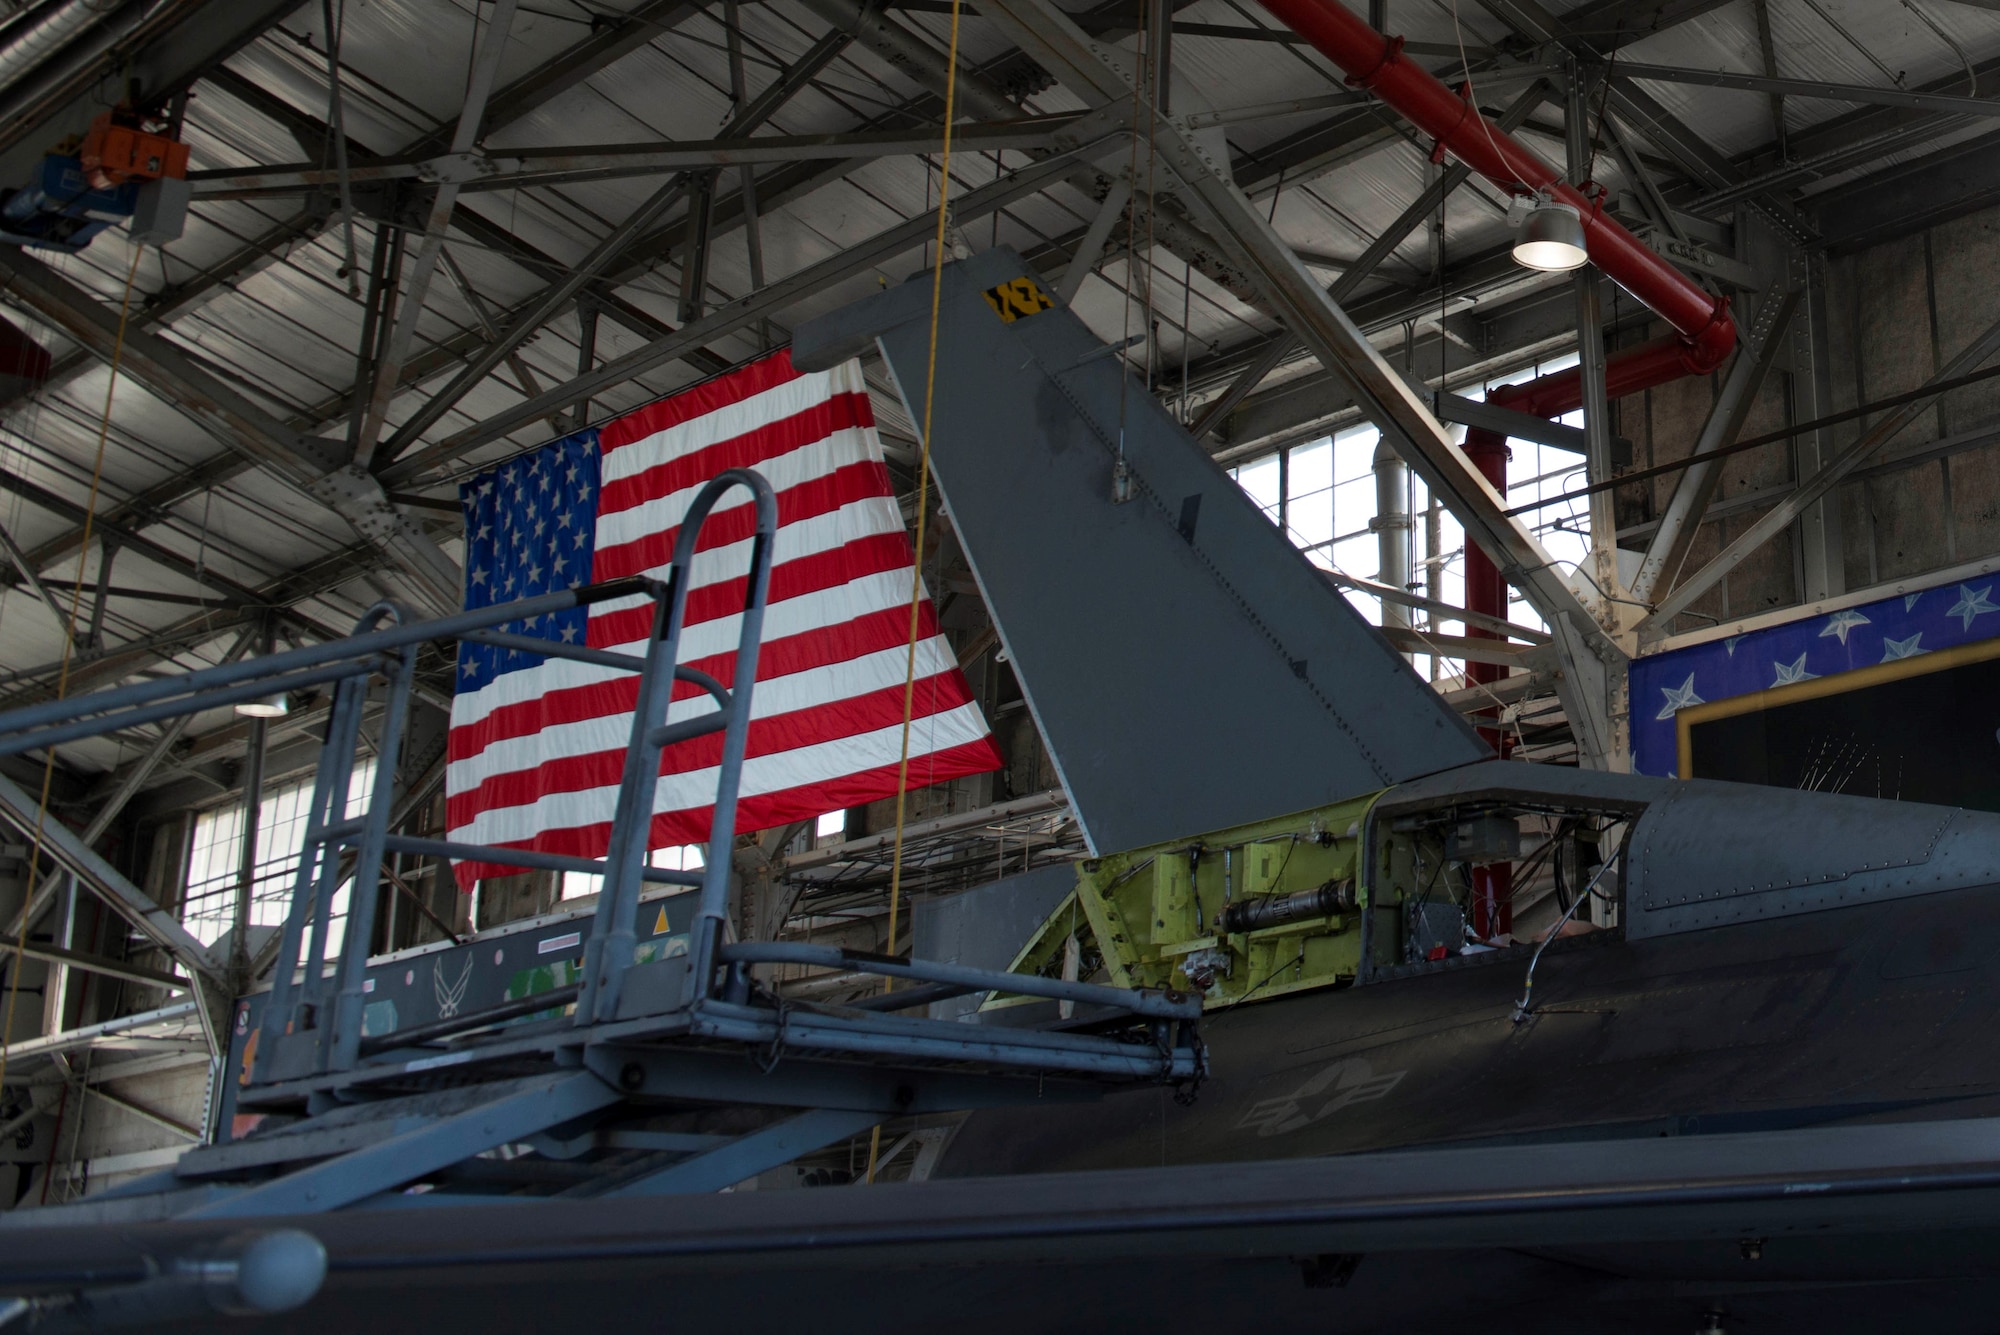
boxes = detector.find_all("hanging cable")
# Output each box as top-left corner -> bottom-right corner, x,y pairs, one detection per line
1902,0 -> 1975,97
0,245 -> 146,1104
867,0 -> 965,1189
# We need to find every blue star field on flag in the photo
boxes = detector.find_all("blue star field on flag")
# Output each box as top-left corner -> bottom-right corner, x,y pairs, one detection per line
456,429 -> 600,688
1629,574 -> 2000,776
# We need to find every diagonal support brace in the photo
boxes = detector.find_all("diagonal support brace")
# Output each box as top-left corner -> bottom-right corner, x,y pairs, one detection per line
184,1072 -> 622,1218
607,1108 -> 881,1196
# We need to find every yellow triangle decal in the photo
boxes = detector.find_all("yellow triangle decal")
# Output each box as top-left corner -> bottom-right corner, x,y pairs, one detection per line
653,905 -> 670,936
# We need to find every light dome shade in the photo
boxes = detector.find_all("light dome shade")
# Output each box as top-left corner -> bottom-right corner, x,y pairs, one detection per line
1512,202 -> 1589,272
236,692 -> 289,719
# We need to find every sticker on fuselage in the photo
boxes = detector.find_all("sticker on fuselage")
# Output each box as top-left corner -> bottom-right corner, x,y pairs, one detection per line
1234,1057 -> 1407,1138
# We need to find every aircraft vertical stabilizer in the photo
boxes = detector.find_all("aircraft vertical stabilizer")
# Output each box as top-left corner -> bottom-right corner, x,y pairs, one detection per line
796,249 -> 1485,854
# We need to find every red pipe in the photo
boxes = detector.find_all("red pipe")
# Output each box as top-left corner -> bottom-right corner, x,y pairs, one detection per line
1253,0 -> 1736,380
1460,431 -> 1514,937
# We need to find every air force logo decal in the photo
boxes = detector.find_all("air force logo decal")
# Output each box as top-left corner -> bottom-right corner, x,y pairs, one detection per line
1234,1057 -> 1406,1138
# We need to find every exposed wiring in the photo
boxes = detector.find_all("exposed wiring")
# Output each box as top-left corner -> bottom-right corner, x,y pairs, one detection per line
1512,841 -> 1625,1023
1446,0 -> 1519,191
1582,44 -> 1619,188
1223,937 -> 1308,1009
1509,817 -> 1573,906
1902,0 -> 1975,97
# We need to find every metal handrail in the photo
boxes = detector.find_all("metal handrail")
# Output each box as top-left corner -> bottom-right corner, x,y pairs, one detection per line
0,576 -> 660,740
577,468 -> 779,1026
242,570 -> 724,1084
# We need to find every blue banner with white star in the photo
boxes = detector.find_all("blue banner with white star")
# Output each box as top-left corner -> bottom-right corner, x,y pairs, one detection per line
1629,576 -> 2000,777
456,429 -> 600,690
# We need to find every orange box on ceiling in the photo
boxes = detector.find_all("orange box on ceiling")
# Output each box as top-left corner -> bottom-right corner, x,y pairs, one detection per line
78,114 -> 190,190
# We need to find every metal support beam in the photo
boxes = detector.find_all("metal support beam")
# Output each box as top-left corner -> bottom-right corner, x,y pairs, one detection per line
1752,0 -> 1787,159
0,250 -> 462,614
572,302 -> 600,431
1379,626 -> 1534,667
973,0 -> 1618,669
0,514 -> 75,640
81,536 -> 116,654
608,1109 -> 880,1196
0,774 -> 224,987
82,1085 -> 200,1140
119,0 -> 715,418
1617,62 -> 2000,121
1431,391 -> 1591,452
1792,249 -> 1844,600
346,219 -> 403,455
191,120 -> 1079,199
1192,80 -> 1547,441
0,470 -> 265,616
10,939 -> 188,991
457,0 -> 706,141
5,626 -> 258,943
0,1000 -> 201,1069
1320,568 -> 1549,642
185,1072 -> 623,1218
1630,287 -> 1798,602
375,26 -> 853,462
1477,0 -> 1780,225
1642,308 -> 2000,633
1599,107 -> 1683,242
382,134 -> 1124,482
1055,180 -> 1131,304
1568,65 -> 1620,606
727,1 -> 771,349
350,0 -> 520,469
677,172 -> 717,326
436,244 -> 560,430
230,669 -> 269,986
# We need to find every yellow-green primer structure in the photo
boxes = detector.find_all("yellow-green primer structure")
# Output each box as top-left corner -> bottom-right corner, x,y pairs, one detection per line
992,792 -> 1385,1012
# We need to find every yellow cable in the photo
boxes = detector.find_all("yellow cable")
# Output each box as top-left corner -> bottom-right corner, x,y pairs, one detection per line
866,0 -> 963,1187
0,246 -> 146,1103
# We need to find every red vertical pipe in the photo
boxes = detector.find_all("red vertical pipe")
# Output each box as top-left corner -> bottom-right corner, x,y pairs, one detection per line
1462,426 -> 1513,938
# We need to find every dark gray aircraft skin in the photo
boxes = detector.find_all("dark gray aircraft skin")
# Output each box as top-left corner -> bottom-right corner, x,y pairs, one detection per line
788,254 -> 2000,1193
934,757 -> 2000,1181
941,865 -> 2000,1178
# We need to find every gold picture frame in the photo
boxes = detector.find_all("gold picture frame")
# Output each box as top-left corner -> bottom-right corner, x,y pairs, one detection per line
1674,635 -> 2000,779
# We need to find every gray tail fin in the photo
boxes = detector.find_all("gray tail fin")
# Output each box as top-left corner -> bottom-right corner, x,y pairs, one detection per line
796,248 -> 1485,854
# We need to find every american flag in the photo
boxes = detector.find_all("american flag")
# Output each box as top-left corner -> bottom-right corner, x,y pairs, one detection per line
445,350 -> 1004,889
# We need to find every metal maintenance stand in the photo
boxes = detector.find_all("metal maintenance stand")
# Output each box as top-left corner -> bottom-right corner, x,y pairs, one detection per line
0,470 -> 1201,1223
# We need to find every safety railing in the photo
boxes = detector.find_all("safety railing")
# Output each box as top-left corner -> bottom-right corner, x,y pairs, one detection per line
0,467 -> 1205,1099
251,468 -> 779,1084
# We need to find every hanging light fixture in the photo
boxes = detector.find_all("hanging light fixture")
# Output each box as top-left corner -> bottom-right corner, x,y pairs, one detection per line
1511,198 -> 1589,272
236,690 -> 289,719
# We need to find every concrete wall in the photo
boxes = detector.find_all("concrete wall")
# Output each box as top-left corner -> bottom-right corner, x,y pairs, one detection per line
1611,305 -> 1796,627
1615,200 -> 2000,633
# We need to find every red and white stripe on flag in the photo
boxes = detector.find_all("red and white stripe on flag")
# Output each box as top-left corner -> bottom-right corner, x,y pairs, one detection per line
445,349 -> 1004,888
